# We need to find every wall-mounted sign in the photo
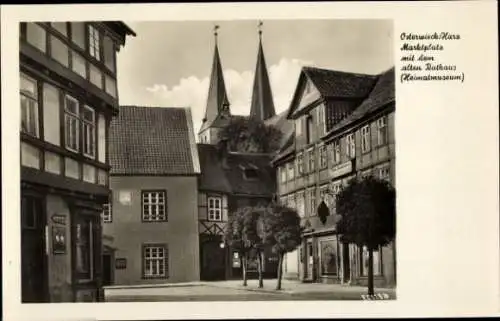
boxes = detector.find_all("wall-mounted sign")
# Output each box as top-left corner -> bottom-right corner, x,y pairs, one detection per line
330,161 -> 353,178
51,214 -> 67,226
119,191 -> 132,205
115,258 -> 127,269
52,226 -> 66,255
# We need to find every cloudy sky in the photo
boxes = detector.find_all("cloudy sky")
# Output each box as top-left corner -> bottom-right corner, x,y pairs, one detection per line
116,19 -> 394,136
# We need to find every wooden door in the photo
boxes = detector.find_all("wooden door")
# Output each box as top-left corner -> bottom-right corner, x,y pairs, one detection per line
21,195 -> 47,302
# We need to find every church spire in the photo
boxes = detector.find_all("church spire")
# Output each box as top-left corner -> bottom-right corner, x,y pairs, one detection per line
249,21 -> 276,121
200,24 -> 230,134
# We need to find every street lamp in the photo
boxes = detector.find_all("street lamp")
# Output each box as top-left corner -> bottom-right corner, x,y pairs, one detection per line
219,242 -> 225,249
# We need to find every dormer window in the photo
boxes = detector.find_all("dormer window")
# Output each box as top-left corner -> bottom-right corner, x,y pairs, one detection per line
241,164 -> 259,180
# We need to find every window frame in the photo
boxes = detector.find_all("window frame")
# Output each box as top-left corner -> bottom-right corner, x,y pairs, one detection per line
377,116 -> 388,146
346,133 -> 356,159
64,94 -> 80,153
88,24 -> 101,61
207,196 -> 223,222
319,144 -> 327,169
297,153 -> 304,176
331,139 -> 341,164
82,105 -> 96,159
20,73 -> 40,138
378,164 -> 391,182
361,125 -> 371,153
307,147 -> 315,173
142,243 -> 168,279
287,162 -> 295,181
141,190 -> 167,222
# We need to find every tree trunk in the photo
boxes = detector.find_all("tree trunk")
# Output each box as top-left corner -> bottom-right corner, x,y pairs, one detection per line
368,248 -> 374,296
257,250 -> 264,288
242,254 -> 247,287
276,252 -> 284,290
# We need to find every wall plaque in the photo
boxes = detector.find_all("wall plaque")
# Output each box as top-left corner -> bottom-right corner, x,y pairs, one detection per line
115,258 -> 127,269
52,226 -> 66,255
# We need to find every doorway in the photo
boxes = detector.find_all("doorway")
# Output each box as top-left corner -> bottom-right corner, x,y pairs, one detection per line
21,194 -> 47,302
102,252 -> 113,286
200,237 -> 226,281
304,239 -> 314,281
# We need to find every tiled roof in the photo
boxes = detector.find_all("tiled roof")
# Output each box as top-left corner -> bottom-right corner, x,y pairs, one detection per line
109,105 -> 200,175
325,67 -> 395,136
197,144 -> 275,196
303,66 -> 378,99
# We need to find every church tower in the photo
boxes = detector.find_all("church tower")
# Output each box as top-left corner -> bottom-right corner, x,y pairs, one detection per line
198,25 -> 231,144
249,21 -> 276,122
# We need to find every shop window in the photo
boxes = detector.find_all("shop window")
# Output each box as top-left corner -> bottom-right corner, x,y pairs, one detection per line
319,238 -> 339,276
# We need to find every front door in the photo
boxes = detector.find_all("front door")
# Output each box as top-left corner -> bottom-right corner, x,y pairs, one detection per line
200,239 -> 226,281
305,240 -> 314,281
102,253 -> 113,286
21,194 -> 47,302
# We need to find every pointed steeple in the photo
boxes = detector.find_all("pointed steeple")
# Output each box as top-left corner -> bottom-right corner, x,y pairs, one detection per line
200,25 -> 230,134
249,21 -> 276,122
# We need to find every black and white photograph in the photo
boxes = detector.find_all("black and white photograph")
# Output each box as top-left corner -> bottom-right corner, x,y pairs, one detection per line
18,18 -> 395,303
2,1 -> 499,320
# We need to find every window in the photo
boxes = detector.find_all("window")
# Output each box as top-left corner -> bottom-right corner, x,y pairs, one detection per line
378,165 -> 390,182
296,192 -> 305,218
43,83 -> 61,145
361,125 -> 371,153
50,35 -> 69,67
306,115 -> 314,144
317,105 -> 325,136
287,162 -> 295,180
20,74 -> 39,137
360,246 -> 382,276
208,196 -> 222,221
319,145 -> 327,169
319,238 -> 340,276
142,191 -> 167,222
51,22 -> 68,36
279,166 -> 287,183
307,188 -> 316,216
71,51 -> 87,78
102,203 -> 112,223
297,153 -> 304,175
377,116 -> 388,146
64,95 -> 79,152
329,182 -> 342,210
71,22 -> 86,49
82,105 -> 96,158
26,23 -> 46,53
346,133 -> 355,159
75,217 -> 95,280
143,245 -> 168,278
307,148 -> 315,173
103,35 -> 115,72
330,140 -> 341,164
88,24 -> 101,61
21,195 -> 43,229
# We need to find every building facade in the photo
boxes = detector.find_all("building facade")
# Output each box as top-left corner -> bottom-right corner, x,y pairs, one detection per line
19,21 -> 135,302
103,106 -> 201,286
273,67 -> 396,288
196,27 -> 290,280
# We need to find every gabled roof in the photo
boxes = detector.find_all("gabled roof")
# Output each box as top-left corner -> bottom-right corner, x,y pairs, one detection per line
249,38 -> 276,121
109,106 -> 200,176
287,66 -> 378,119
323,67 -> 395,138
200,42 -> 231,133
197,144 -> 275,196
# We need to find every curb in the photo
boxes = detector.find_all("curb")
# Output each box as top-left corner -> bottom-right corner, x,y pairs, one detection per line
205,283 -> 294,295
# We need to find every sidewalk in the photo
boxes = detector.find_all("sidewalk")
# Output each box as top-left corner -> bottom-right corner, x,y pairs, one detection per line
204,279 -> 396,299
